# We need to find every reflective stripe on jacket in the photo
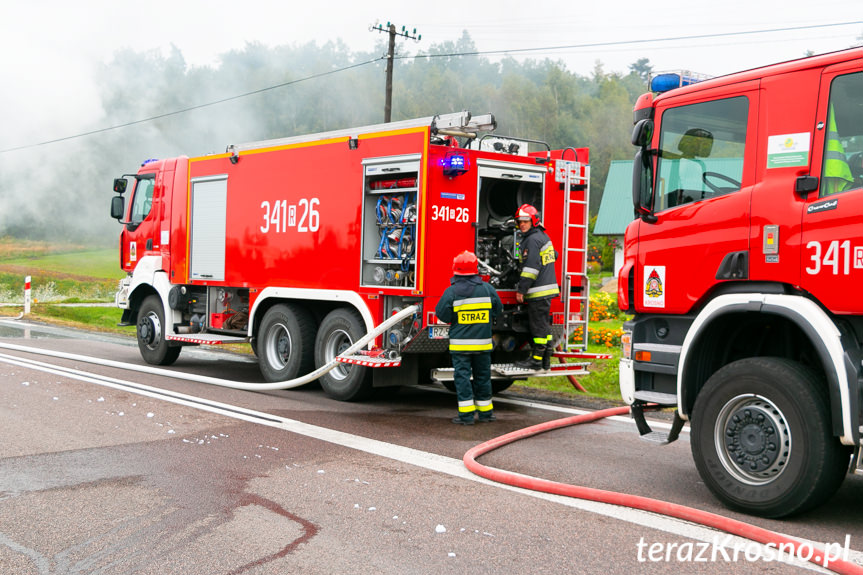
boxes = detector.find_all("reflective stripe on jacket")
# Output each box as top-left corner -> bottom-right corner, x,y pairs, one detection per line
435,275 -> 503,354
517,227 -> 560,300
823,104 -> 854,195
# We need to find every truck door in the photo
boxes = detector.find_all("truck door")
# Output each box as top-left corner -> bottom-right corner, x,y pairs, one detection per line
120,173 -> 158,270
635,84 -> 758,314
800,65 -> 863,314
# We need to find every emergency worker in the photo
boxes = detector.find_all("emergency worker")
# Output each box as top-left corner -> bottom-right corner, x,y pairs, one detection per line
435,251 -> 502,425
513,204 -> 559,371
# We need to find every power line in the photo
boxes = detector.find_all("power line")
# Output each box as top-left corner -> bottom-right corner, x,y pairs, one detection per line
400,20 -> 863,60
0,57 -> 382,154
2,20 -> 860,155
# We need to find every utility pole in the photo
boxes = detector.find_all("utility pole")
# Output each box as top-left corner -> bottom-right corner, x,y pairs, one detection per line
370,21 -> 421,123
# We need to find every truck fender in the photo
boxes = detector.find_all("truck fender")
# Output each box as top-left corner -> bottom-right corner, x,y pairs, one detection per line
126,256 -> 178,325
678,293 -> 858,446
249,287 -> 375,344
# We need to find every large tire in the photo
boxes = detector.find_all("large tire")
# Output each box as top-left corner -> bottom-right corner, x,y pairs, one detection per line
314,309 -> 372,401
258,304 -> 315,383
691,357 -> 850,518
137,295 -> 181,366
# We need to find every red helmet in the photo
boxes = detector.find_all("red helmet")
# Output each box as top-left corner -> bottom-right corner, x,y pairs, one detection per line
452,250 -> 479,275
515,204 -> 539,226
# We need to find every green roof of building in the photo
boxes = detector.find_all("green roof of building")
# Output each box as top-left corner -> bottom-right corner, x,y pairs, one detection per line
594,160 -> 634,236
595,157 -> 744,235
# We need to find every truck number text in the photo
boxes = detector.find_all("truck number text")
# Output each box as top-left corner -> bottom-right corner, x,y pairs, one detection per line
431,205 -> 470,223
805,240 -> 863,275
260,198 -> 320,234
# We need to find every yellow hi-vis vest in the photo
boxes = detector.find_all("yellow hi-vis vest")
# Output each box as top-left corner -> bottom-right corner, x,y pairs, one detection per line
823,104 -> 854,195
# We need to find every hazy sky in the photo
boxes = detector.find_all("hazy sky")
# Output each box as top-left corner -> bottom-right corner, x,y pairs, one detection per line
1,0 -> 861,150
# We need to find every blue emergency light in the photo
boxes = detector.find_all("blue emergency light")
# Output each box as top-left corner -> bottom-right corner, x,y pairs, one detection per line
443,152 -> 469,176
650,73 -> 703,94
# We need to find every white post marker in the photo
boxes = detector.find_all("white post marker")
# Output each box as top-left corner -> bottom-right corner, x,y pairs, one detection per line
24,275 -> 31,315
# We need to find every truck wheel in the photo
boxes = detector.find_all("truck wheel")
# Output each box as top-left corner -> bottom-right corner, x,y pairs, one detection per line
314,309 -> 372,401
137,295 -> 181,366
691,357 -> 850,518
258,304 -> 315,382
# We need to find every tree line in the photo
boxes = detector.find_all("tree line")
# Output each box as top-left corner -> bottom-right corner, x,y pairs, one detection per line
0,31 -> 650,242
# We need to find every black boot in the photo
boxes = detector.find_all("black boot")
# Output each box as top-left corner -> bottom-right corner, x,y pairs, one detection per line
451,415 -> 475,425
514,346 -> 544,371
542,346 -> 554,371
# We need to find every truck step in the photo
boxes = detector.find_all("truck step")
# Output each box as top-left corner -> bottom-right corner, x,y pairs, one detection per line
431,362 -> 590,383
853,439 -> 863,476
336,354 -> 402,368
166,334 -> 248,345
493,362 -> 591,376
632,390 -> 677,405
630,403 -> 685,445
555,351 -> 613,360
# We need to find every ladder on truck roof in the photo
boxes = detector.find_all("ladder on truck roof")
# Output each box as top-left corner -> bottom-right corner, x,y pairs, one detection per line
228,111 -> 497,154
557,158 -> 590,352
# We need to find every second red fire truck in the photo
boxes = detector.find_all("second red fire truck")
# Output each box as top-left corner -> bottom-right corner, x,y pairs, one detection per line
619,48 -> 862,516
110,111 -> 594,401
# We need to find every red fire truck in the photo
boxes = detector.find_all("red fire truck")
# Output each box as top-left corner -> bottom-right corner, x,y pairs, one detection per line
620,48 -> 863,516
110,111 -> 593,401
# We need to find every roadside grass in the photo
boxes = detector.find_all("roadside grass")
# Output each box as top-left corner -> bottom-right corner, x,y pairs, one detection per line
0,236 -> 92,259
2,249 -> 120,279
27,304 -> 128,334
0,238 -> 121,304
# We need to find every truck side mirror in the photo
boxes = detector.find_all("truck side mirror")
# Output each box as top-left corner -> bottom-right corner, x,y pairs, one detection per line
113,178 -> 128,194
631,119 -> 654,147
110,195 -> 125,220
632,149 -> 656,222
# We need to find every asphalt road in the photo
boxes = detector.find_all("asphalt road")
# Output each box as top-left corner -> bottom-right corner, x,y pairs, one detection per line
0,318 -> 861,574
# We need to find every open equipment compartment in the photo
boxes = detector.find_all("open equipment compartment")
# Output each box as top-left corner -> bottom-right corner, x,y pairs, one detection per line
361,154 -> 420,289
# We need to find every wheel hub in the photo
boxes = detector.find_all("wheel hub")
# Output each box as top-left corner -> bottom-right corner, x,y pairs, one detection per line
325,329 -> 353,381
715,395 -> 790,485
138,313 -> 160,348
725,407 -> 778,472
265,323 -> 291,370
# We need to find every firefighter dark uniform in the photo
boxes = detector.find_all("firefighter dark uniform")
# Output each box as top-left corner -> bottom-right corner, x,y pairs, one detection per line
513,204 -> 559,371
435,251 -> 503,425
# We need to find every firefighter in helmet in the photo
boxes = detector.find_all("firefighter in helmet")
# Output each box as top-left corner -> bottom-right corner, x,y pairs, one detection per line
513,204 -> 559,371
435,250 -> 503,424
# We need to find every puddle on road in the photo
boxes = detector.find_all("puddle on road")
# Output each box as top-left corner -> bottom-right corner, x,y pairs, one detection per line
0,319 -> 72,340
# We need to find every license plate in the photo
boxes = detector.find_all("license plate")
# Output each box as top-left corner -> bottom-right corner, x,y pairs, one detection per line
428,325 -> 449,339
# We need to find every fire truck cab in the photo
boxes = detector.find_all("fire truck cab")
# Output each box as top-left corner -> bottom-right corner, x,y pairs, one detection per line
619,48 -> 863,517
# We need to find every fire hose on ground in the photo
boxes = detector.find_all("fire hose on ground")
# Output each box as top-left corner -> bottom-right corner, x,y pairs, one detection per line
464,406 -> 863,575
0,304 -> 418,391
